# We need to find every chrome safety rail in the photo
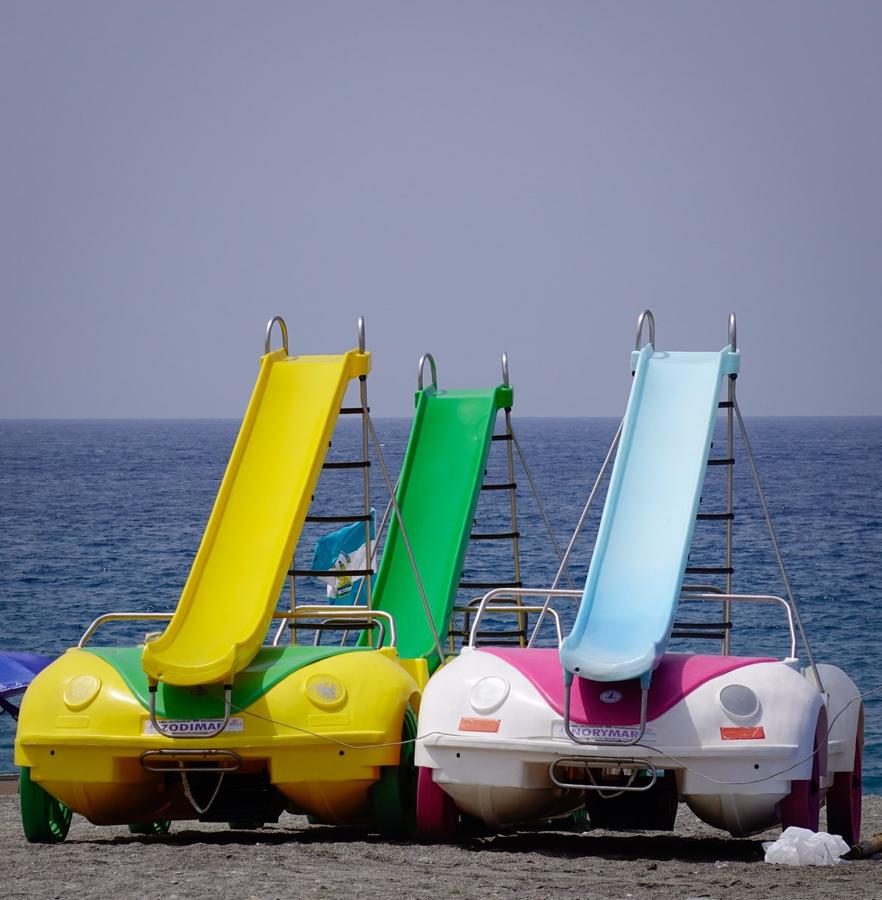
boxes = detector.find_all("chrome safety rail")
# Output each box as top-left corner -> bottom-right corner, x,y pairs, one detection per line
78,612 -> 173,648
467,588 -> 581,647
273,606 -> 397,648
77,607 -> 397,650
678,592 -> 798,660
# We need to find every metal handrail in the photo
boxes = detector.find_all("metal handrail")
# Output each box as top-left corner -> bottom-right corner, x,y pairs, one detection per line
679,592 -> 797,659
357,316 -> 366,352
501,351 -> 510,387
468,588 -> 581,647
264,315 -> 289,355
277,606 -> 397,647
77,607 -> 397,649
728,312 -> 737,352
456,605 -> 565,647
78,612 -> 173,647
310,617 -> 384,647
635,309 -> 655,350
417,353 -> 438,390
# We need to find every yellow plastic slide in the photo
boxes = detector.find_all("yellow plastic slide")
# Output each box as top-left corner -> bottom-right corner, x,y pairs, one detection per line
141,346 -> 370,686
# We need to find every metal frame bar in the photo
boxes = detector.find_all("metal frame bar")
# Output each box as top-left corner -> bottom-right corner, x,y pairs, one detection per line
357,317 -> 373,611
500,355 -> 525,646
148,682 -> 233,740
722,313 -> 737,652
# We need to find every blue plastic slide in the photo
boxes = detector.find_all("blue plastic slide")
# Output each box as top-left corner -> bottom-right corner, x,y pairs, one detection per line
560,343 -> 740,684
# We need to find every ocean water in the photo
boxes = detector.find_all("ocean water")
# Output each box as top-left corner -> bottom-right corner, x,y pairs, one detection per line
1,416 -> 880,793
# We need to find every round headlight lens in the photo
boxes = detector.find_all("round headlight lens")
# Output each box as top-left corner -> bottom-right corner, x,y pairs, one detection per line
469,676 -> 509,714
63,674 -> 101,711
304,674 -> 347,711
718,683 -> 760,720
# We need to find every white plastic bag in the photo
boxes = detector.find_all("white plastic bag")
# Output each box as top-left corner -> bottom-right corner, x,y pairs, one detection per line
762,826 -> 850,866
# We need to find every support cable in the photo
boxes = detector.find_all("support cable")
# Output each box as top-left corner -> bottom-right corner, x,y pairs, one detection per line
734,399 -> 823,692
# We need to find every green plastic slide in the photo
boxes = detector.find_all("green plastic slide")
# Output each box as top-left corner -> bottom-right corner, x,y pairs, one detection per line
368,381 -> 514,668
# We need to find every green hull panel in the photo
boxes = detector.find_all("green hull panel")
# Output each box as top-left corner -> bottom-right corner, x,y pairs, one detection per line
85,644 -> 366,717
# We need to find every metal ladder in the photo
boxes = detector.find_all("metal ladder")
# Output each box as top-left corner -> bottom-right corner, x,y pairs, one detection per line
674,313 -> 738,654
276,318 -> 376,645
454,363 -> 525,648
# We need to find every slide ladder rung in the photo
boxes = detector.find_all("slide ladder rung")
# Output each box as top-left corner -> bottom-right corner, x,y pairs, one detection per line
338,406 -> 370,415
718,400 -> 734,409
448,629 -> 526,641
491,433 -> 513,442
460,579 -> 523,589
306,514 -> 372,524
707,457 -> 735,467
696,512 -> 734,521
290,568 -> 374,578
685,565 -> 734,576
322,460 -> 370,470
481,482 -> 517,492
470,531 -> 520,542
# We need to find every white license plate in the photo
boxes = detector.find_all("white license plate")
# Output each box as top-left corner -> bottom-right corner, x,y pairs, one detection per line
143,717 -> 244,736
551,722 -> 654,742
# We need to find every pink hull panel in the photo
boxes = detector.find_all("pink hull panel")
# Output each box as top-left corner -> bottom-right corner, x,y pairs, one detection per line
479,648 -> 775,726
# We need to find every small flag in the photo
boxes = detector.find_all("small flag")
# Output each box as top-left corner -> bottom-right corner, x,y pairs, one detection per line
311,511 -> 375,604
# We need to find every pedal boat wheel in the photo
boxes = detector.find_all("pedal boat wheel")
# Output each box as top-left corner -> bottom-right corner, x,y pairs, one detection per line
825,708 -> 863,845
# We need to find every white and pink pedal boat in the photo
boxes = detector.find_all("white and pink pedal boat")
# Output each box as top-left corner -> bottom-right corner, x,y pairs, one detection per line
415,312 -> 863,844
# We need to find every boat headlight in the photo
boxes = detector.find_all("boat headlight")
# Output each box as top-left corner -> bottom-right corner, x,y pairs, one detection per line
469,676 -> 510,715
718,684 -> 760,720
63,674 -> 102,711
304,674 -> 347,711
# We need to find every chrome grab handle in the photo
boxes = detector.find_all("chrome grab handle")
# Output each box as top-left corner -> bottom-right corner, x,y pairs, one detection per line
549,757 -> 659,794
140,749 -> 241,773
635,309 -> 655,350
264,315 -> 289,355
417,353 -> 438,390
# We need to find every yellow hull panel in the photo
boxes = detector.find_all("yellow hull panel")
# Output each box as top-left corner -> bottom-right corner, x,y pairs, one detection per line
16,647 -> 424,825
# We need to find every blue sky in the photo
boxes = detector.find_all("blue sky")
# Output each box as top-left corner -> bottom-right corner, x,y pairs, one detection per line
2,2 -> 880,417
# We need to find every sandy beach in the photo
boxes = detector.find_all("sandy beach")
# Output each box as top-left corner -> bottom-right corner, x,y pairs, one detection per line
3,792 -> 881,899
